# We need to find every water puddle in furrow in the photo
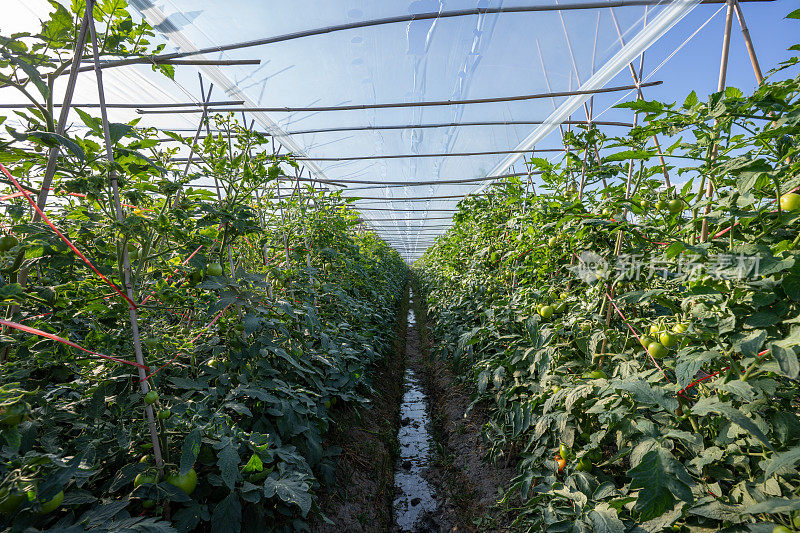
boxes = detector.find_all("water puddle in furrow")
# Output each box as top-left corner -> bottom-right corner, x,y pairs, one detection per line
393,306 -> 437,531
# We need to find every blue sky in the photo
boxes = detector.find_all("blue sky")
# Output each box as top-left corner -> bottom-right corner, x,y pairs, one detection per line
640,0 -> 798,104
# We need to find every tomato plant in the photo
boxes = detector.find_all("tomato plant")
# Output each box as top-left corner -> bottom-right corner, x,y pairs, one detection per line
416,32 -> 800,531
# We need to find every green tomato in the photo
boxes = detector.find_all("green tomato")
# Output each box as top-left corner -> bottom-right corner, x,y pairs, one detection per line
0,402 -> 30,427
134,473 -> 158,488
165,469 -> 198,495
649,324 -> 664,335
157,409 -> 171,420
655,200 -> 667,211
647,342 -> 669,359
548,236 -> 558,247
639,335 -> 654,348
0,235 -> 19,252
36,490 -> 63,514
640,199 -> 651,210
780,193 -> 800,212
584,370 -> 607,379
793,514 -> 800,528
576,457 -> 592,472
672,323 -> 688,334
772,527 -> 791,533
559,444 -> 569,460
538,305 -> 554,319
127,246 -> 140,260
207,262 -> 224,276
667,199 -> 684,214
144,390 -> 158,405
660,332 -> 678,348
553,301 -> 567,314
0,488 -> 25,514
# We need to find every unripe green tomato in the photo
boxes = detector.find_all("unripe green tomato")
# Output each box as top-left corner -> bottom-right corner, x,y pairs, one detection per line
539,305 -> 554,319
649,324 -> 663,335
647,342 -> 669,359
672,323 -> 688,334
36,491 -> 63,514
660,332 -> 678,348
655,200 -> 667,211
207,262 -> 223,276
548,236 -> 558,247
553,301 -> 567,314
165,469 -> 197,495
640,335 -> 654,348
772,526 -> 791,533
157,409 -> 171,420
667,199 -> 684,214
134,473 -> 158,488
144,390 -> 158,405
640,199 -> 650,210
0,488 -> 25,514
779,193 -> 800,212
576,457 -> 592,472
0,235 -> 19,252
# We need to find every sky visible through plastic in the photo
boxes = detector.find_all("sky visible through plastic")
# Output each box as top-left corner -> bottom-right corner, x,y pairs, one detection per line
2,0 -> 797,261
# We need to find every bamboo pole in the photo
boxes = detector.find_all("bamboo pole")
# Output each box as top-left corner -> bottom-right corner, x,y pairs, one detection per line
700,0 -> 734,243
733,0 -> 763,83
136,82 -> 662,114
86,0 -> 164,472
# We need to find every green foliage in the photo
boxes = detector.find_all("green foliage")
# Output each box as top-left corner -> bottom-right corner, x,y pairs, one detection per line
0,4 -> 407,532
416,38 -> 800,531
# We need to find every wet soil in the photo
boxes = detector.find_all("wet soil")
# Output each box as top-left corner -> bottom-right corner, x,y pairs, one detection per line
409,292 -> 516,532
311,288 -> 408,532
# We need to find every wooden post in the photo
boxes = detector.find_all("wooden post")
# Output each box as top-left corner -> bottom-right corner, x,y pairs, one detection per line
733,0 -> 763,84
700,0 -> 734,243
86,1 -> 164,472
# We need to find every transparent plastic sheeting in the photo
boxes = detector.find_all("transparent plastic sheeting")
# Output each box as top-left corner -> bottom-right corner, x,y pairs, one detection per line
3,1 -> 704,261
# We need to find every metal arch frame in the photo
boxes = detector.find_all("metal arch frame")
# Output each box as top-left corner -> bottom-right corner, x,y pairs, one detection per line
55,0 -> 771,77
136,82 -> 662,114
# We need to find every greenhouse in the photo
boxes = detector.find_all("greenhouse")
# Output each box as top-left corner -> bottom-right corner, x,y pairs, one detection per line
0,0 -> 799,531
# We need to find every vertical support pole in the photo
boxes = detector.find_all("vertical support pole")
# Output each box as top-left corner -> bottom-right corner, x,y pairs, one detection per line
35,10 -> 91,217
610,7 -> 671,189
733,0 -> 763,84
198,75 -> 224,202
700,0 -> 734,243
14,9 -> 91,298
86,0 -> 163,472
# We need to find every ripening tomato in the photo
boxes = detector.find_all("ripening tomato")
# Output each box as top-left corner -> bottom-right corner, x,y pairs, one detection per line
647,342 -> 669,359
165,469 -> 197,495
780,193 -> 800,212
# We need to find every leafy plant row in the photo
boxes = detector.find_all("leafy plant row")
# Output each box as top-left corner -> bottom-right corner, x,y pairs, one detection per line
416,23 -> 800,533
0,3 -> 408,531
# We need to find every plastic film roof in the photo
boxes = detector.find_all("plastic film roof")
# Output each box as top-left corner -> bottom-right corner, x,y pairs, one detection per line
4,0 -> 714,261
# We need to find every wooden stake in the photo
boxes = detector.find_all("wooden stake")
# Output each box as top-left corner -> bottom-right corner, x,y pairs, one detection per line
86,1 -> 164,472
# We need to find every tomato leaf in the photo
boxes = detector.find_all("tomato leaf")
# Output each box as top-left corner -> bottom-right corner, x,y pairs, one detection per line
210,493 -> 242,533
691,397 -> 773,450
217,440 -> 241,490
179,429 -> 201,476
627,448 -> 694,521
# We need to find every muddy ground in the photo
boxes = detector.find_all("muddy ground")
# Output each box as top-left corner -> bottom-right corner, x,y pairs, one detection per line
311,287 -> 408,532
313,287 -> 514,532
409,293 -> 515,533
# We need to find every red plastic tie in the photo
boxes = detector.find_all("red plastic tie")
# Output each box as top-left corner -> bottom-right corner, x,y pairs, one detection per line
0,318 -> 147,370
0,163 -> 137,310
139,303 -> 232,382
